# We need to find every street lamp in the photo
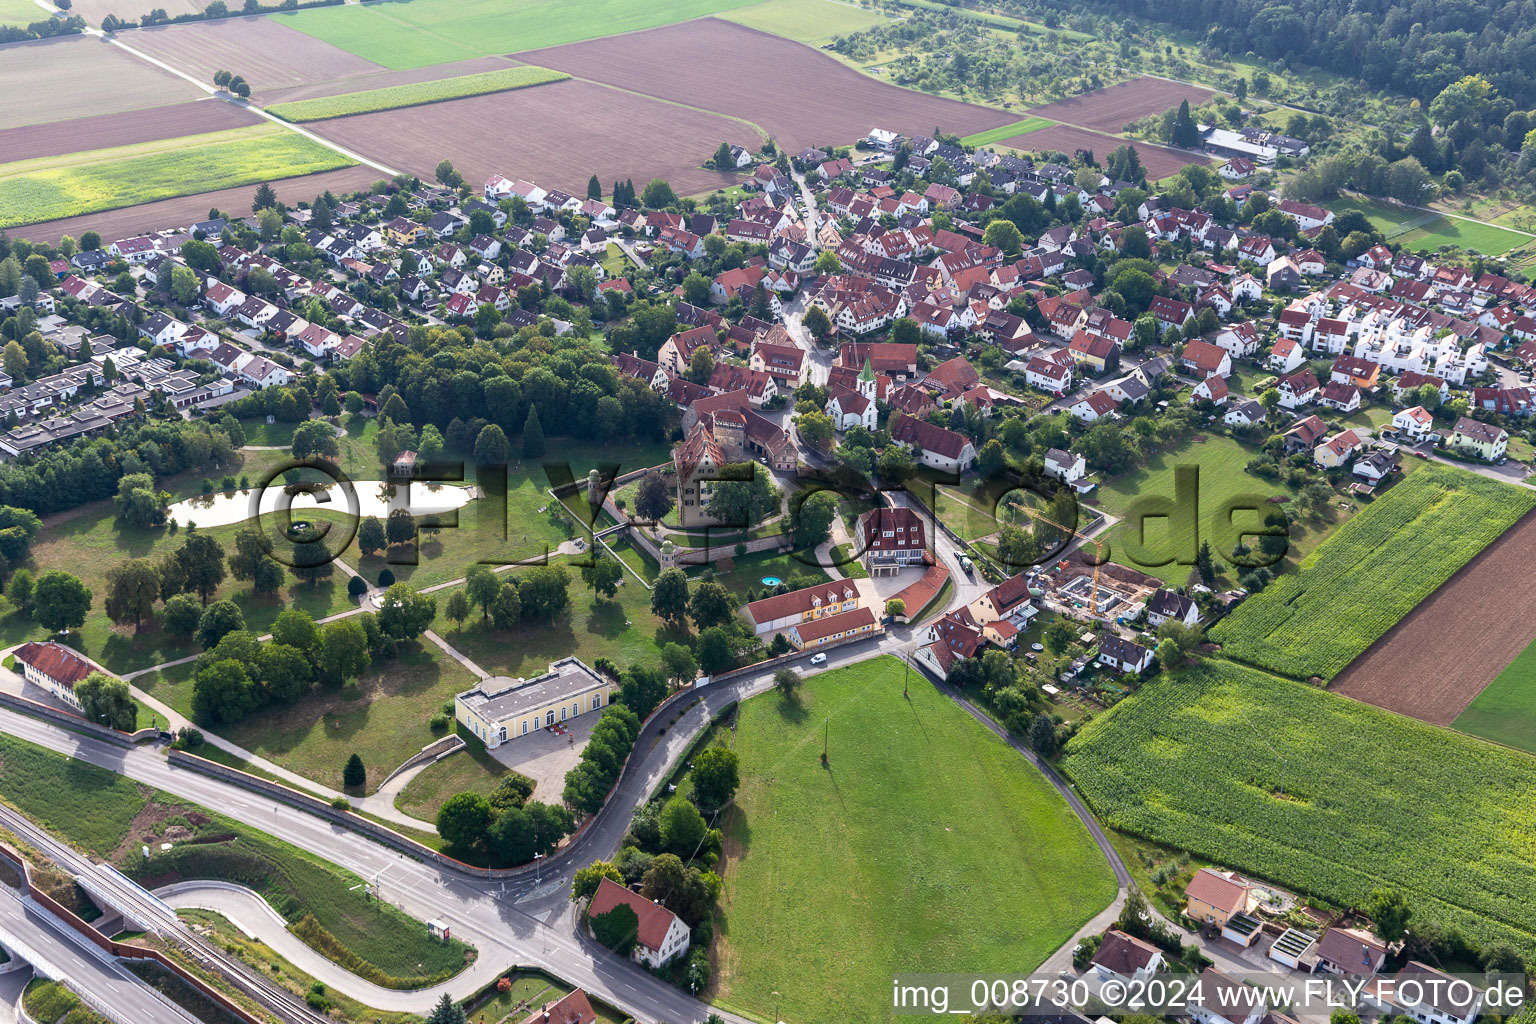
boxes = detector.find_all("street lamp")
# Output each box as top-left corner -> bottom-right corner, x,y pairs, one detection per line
533,852 -> 544,886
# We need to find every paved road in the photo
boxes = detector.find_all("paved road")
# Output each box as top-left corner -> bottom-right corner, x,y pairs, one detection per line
0,884 -> 200,1024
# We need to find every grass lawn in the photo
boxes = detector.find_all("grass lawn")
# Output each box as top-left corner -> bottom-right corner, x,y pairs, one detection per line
267,65 -> 568,121
1453,634 -> 1536,754
272,0 -> 759,70
1092,434 -> 1332,585
0,731 -> 468,988
0,0 -> 42,26
3,485 -> 356,675
216,640 -> 477,794
713,656 -> 1116,1023
1324,194 -> 1531,256
718,0 -> 893,45
960,117 -> 1055,147
393,734 -> 511,822
1062,659 -> 1536,958
0,124 -> 352,229
439,559 -> 687,679
696,547 -> 828,603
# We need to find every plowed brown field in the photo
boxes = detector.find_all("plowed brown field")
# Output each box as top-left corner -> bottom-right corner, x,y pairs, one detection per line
0,35 -> 201,129
998,124 -> 1207,180
8,165 -> 380,246
309,78 -> 751,197
126,17 -> 383,91
0,100 -> 261,163
257,54 -> 524,105
516,18 -> 1015,153
1332,509 -> 1536,725
1027,76 -> 1218,133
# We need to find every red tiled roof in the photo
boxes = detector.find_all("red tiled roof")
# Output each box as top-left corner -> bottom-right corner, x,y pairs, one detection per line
1186,868 -> 1248,914
586,877 -> 678,952
14,642 -> 93,689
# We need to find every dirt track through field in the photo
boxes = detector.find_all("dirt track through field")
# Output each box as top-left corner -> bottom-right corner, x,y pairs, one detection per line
125,16 -> 384,90
0,100 -> 261,164
1027,76 -> 1218,133
308,78 -> 751,197
516,18 -> 1016,153
1331,509 -> 1536,725
7,165 -> 379,246
998,123 -> 1207,180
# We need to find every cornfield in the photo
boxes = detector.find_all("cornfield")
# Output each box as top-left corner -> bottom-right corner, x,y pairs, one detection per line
1210,465 -> 1536,679
1061,661 -> 1536,958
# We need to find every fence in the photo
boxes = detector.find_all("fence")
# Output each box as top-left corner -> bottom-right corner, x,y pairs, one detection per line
0,691 -> 156,747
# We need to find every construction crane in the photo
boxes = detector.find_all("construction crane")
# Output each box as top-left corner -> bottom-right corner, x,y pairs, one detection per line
1006,496 -> 1108,616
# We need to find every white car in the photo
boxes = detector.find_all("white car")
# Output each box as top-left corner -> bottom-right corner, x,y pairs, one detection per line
809,653 -> 827,665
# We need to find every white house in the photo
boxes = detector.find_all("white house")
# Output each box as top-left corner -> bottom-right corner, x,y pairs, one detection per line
12,641 -> 93,710
1087,929 -> 1165,985
1097,636 -> 1153,674
1044,448 -> 1086,484
1146,589 -> 1200,628
586,877 -> 691,969
1224,399 -> 1266,427
1392,405 -> 1434,441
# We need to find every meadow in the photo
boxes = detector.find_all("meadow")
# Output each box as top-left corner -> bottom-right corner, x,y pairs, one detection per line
1060,660 -> 1536,958
718,0 -> 894,46
0,0 -> 42,25
1325,194 -> 1531,256
1453,636 -> 1536,755
714,656 -> 1116,1022
0,124 -> 353,228
267,65 -> 569,122
272,0 -> 759,70
0,731 -> 467,987
1209,464 -> 1536,680
960,117 -> 1055,147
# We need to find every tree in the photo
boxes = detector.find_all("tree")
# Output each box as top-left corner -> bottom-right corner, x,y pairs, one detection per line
358,517 -> 387,556
618,664 -> 668,718
688,581 -> 733,630
473,423 -> 510,465
587,174 -> 602,200
252,182 -> 277,212
521,404 -> 546,459
801,303 -> 833,344
192,658 -> 257,725
444,589 -> 470,630
434,160 -> 463,189
113,472 -> 169,528
104,559 -> 161,632
163,593 -> 202,637
384,508 -> 416,548
424,993 -> 467,1024
1195,541 -> 1216,585
641,178 -> 677,209
171,265 -> 198,306
1044,619 -> 1076,655
581,556 -> 622,599
796,409 -> 834,450
571,860 -> 624,902
640,852 -> 712,925
773,667 -> 800,699
1170,99 -> 1200,147
377,583 -> 435,641
634,471 -> 673,522
977,438 -> 1007,478
516,564 -> 570,621
648,571 -> 689,627
706,464 -> 779,528
437,792 -> 492,852
690,746 -> 739,811
983,219 -> 1023,255
788,489 -> 836,548
34,570 -> 91,634
290,420 -> 339,461
877,444 -> 916,481
589,902 -> 640,956
659,795 -> 708,857
177,532 -> 226,605
196,598 -> 245,649
2,341 -> 25,383
1029,713 -> 1058,757
343,753 -> 366,789
316,617 -> 370,684
660,642 -> 697,686
75,673 -> 137,731
1367,889 -> 1412,943
490,581 -> 521,627
259,643 -> 310,704
681,272 -> 712,308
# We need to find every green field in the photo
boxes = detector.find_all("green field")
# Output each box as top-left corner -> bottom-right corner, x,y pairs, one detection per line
0,0 -> 41,26
1325,194 -> 1531,256
715,656 -> 1116,1023
1210,464 -> 1536,679
267,65 -> 569,121
718,0 -> 892,45
273,0 -> 759,70
960,117 -> 1055,147
1061,660 -> 1536,957
1453,635 -> 1536,754
1094,435 -> 1342,585
394,739 -> 511,822
0,731 -> 468,987
0,124 -> 353,229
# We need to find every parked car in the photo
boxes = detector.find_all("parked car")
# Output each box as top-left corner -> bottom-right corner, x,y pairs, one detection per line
810,652 -> 827,665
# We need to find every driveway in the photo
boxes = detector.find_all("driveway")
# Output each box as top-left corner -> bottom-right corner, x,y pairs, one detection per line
487,713 -> 599,803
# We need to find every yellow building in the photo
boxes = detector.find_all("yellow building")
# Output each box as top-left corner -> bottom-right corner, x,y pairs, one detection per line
454,658 -> 617,748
